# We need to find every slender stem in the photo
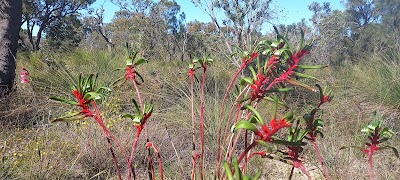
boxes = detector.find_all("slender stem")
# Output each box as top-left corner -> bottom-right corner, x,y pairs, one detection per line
146,143 -> 164,180
311,141 -> 330,180
156,151 -> 164,180
190,75 -> 197,180
91,101 -> 129,179
294,161 -> 312,180
127,128 -> 142,180
200,66 -> 207,180
130,77 -> 153,179
289,166 -> 294,180
238,142 -> 258,164
107,137 -> 122,180
368,150 -> 374,180
191,157 -> 197,180
217,64 -> 247,177
130,78 -> 143,108
244,130 -> 248,174
92,101 -> 128,159
227,102 -> 259,163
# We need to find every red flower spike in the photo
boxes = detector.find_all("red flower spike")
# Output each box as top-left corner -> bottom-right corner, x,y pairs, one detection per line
125,67 -> 136,80
259,118 -> 292,142
261,124 -> 270,134
270,119 -> 278,129
249,73 -> 267,100
266,55 -> 280,68
20,67 -> 30,84
146,142 -> 153,149
188,68 -> 195,77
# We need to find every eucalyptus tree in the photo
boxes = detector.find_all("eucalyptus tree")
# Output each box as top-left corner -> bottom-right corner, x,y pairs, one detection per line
22,0 -> 94,51
191,0 -> 275,67
0,0 -> 22,97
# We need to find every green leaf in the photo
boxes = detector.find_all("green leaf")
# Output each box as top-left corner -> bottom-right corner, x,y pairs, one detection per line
144,101 -> 154,114
84,92 -> 103,101
271,139 -> 306,146
314,119 -> 324,128
132,99 -> 141,113
240,77 -> 253,86
136,71 -> 145,83
223,162 -> 234,180
52,111 -> 84,122
134,58 -> 147,66
96,87 -> 112,94
112,68 -> 125,72
249,66 -> 257,80
297,65 -> 328,69
121,113 -> 135,120
253,170 -> 262,179
126,58 -> 134,66
265,88 -> 294,93
294,72 -> 321,82
271,41 -> 280,48
297,130 -> 309,141
111,76 -> 126,87
272,95 -> 278,120
256,141 -> 276,154
234,121 -> 259,134
49,97 -> 79,106
249,116 -> 258,124
283,112 -> 294,121
132,114 -> 143,124
299,29 -> 305,51
244,105 -> 264,125
233,157 -> 242,180
281,49 -> 292,60
380,127 -> 394,139
239,96 -> 251,103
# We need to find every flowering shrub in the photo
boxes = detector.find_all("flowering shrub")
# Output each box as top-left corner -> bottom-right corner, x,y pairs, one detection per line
341,112 -> 398,180
45,27 -> 397,180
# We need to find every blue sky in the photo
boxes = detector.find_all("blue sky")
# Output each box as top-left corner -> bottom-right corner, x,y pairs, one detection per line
91,0 -> 345,26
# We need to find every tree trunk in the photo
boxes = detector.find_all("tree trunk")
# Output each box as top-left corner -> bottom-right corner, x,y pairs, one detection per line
0,0 -> 22,98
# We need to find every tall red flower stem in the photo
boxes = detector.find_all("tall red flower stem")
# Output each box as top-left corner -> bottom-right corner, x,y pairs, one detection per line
92,101 -> 128,158
304,95 -> 331,180
127,127 -> 142,180
237,142 -> 258,164
368,148 -> 375,180
91,101 -> 127,180
216,53 -> 259,177
188,67 -> 198,180
220,86 -> 250,161
312,141 -> 330,180
106,137 -> 122,180
363,128 -> 380,180
146,142 -> 164,180
127,66 -> 153,179
199,63 -> 207,180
